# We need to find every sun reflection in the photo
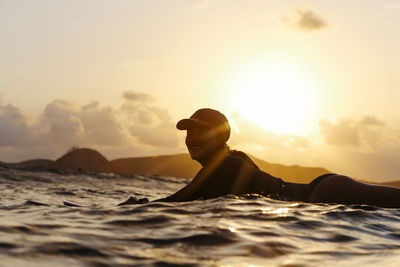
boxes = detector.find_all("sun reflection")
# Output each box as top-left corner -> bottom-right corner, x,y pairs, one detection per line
261,207 -> 290,216
228,226 -> 236,233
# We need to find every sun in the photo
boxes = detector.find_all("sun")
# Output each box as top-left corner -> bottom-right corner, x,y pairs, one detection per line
228,61 -> 317,135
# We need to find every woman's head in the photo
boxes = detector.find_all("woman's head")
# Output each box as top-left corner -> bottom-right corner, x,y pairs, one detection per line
176,108 -> 230,163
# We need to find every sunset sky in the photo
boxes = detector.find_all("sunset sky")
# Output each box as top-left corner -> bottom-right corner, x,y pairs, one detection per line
1,0 -> 400,182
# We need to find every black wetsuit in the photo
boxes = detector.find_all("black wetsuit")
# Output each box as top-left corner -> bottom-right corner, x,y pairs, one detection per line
158,151 -> 334,202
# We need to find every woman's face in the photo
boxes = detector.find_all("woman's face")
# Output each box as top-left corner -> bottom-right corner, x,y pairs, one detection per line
185,124 -> 225,162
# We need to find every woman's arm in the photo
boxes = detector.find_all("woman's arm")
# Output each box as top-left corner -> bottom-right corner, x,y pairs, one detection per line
154,166 -> 216,202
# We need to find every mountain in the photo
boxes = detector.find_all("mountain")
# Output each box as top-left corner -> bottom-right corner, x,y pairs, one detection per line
3,148 -> 398,186
250,157 -> 330,183
18,159 -> 54,167
381,181 -> 400,188
110,153 -> 330,183
22,148 -> 328,183
51,148 -> 112,173
109,154 -> 200,178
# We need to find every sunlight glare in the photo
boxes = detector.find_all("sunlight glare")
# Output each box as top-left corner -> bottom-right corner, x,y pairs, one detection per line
230,62 -> 317,135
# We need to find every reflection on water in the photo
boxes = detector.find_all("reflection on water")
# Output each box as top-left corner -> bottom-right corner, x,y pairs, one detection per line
1,166 -> 400,266
261,207 -> 289,216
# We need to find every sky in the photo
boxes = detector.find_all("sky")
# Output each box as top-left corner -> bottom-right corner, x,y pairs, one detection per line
1,0 -> 400,182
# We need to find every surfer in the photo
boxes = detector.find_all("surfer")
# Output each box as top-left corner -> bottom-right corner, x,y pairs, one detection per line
119,108 -> 400,208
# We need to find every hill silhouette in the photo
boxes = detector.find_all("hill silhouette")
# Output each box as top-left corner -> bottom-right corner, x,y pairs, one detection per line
51,148 -> 112,173
109,154 -> 201,178
18,159 -> 54,167
109,153 -> 330,183
381,181 -> 400,188
249,157 -> 330,183
3,147 -> 399,187
2,148 -> 329,183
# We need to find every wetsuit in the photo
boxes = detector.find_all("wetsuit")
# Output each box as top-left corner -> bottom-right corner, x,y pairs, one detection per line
158,151 -> 334,202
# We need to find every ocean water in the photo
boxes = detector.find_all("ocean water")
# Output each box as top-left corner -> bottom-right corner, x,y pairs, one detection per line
1,166 -> 400,267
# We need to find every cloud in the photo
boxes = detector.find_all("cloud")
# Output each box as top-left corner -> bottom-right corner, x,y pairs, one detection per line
0,102 -> 33,146
385,0 -> 400,9
121,103 -> 156,125
319,119 -> 360,147
80,101 -> 128,145
0,92 -> 180,162
185,0 -> 215,11
36,100 -> 86,146
360,115 -> 384,126
123,90 -> 155,103
34,100 -> 129,147
228,112 -> 400,182
319,116 -> 388,149
283,8 -> 327,32
229,112 -> 311,150
3,93 -> 400,183
226,112 -> 315,166
121,99 -> 179,147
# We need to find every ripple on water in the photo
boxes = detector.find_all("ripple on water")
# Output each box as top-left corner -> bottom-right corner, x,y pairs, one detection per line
244,241 -> 298,258
160,208 -> 203,215
300,233 -> 359,243
33,242 -> 108,257
365,223 -> 398,232
54,191 -> 76,196
0,242 -> 18,249
135,229 -> 237,246
386,232 -> 400,240
2,168 -> 400,266
309,250 -> 368,257
356,243 -> 400,251
248,230 -> 282,238
0,225 -> 46,235
323,209 -> 377,221
27,224 -> 65,230
106,215 -> 172,227
285,219 -> 327,230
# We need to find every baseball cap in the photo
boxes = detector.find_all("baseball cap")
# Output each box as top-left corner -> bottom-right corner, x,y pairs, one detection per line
176,108 -> 231,140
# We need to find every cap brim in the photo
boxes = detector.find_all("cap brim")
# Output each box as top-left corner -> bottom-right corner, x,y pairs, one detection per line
176,119 -> 210,130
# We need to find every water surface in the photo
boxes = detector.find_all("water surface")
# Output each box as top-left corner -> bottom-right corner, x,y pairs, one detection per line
1,166 -> 400,266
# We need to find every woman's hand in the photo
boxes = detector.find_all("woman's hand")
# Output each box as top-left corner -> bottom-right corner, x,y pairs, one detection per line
118,196 -> 149,206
